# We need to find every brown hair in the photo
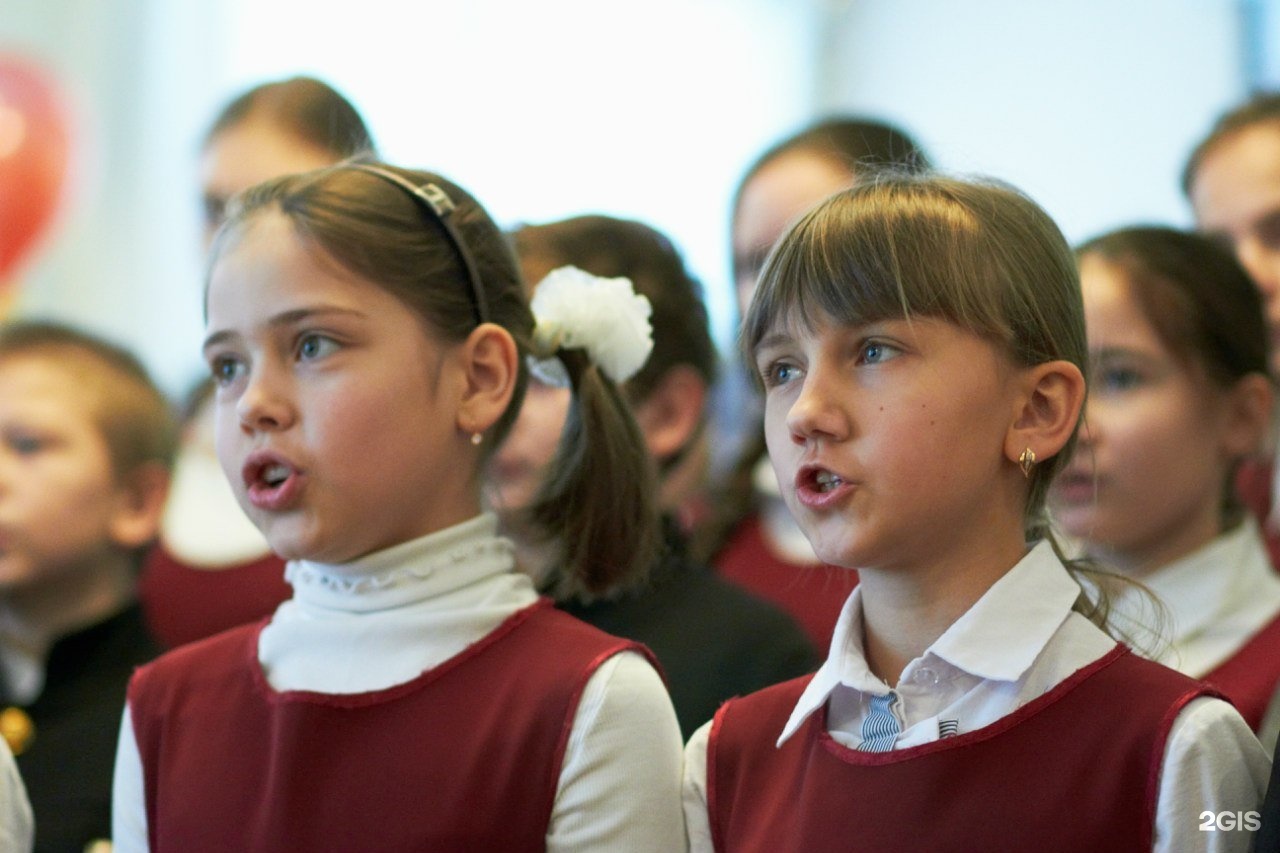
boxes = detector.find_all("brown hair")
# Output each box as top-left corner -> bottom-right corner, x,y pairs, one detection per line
703,118 -> 933,561
204,76 -> 374,158
1076,225 -> 1271,522
744,173 -> 1127,634
212,164 -> 659,594
0,321 -> 178,477
731,116 -> 932,243
512,215 -> 717,407
1182,91 -> 1280,196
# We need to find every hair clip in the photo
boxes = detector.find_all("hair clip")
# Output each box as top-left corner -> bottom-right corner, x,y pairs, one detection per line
346,163 -> 490,325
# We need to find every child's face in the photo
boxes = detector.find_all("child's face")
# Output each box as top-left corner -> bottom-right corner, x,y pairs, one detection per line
1191,123 -> 1280,372
733,151 -> 853,320
486,378 -> 571,526
1050,256 -> 1233,572
0,356 -> 133,589
754,313 -> 1027,572
204,212 -> 480,564
200,120 -> 337,252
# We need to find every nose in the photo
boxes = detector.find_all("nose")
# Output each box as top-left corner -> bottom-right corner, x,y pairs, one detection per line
1076,405 -> 1098,448
236,365 -> 295,433
785,367 -> 847,445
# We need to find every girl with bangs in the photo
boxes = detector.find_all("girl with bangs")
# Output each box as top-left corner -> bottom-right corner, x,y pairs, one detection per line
682,175 -> 1266,852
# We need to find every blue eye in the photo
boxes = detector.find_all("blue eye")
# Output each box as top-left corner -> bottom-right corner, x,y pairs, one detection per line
209,356 -> 244,386
859,340 -> 900,364
1097,366 -> 1143,393
761,361 -> 801,388
6,433 -> 44,456
297,334 -> 338,361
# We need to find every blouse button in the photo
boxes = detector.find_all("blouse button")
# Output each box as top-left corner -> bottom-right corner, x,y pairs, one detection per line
915,667 -> 940,686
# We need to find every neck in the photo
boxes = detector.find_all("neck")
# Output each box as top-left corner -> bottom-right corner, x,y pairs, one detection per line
3,551 -> 136,648
857,532 -> 1028,687
492,511 -> 561,590
1089,504 -> 1224,579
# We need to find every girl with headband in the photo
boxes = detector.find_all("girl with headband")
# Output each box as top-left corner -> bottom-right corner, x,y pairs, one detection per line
112,163 -> 684,850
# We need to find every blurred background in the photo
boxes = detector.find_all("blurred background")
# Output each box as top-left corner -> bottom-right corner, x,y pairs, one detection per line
3,0 -> 1279,396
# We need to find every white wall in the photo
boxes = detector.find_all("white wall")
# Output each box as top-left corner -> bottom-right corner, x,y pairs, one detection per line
2,1 -> 1274,394
4,0 -> 228,396
813,0 -> 1246,244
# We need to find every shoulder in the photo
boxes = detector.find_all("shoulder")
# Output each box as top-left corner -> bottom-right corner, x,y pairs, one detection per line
129,620 -> 262,701
715,674 -> 813,726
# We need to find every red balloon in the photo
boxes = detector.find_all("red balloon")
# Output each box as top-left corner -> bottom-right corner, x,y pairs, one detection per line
0,55 -> 70,281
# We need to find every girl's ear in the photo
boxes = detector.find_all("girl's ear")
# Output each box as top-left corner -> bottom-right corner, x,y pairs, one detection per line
1219,372 -> 1274,460
1004,359 -> 1087,468
456,323 -> 519,436
631,364 -> 707,464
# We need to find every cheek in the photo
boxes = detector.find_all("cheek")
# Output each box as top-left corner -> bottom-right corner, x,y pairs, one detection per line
1103,392 -> 1220,487
211,402 -> 244,482
761,397 -> 793,455
520,389 -> 572,455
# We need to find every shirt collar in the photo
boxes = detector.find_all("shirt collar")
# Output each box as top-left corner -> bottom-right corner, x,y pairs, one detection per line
777,540 -> 1079,746
1120,517 -> 1271,642
285,513 -> 518,613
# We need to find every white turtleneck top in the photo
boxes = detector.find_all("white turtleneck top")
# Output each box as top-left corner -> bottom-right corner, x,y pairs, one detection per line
112,514 -> 686,851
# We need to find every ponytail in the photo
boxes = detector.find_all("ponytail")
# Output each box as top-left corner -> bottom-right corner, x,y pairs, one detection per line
526,349 -> 661,599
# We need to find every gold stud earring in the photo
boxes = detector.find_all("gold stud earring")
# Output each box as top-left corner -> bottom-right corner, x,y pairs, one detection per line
1018,447 -> 1036,478
471,432 -> 483,446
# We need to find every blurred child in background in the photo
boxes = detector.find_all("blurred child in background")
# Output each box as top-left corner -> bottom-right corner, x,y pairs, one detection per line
1051,227 -> 1280,743
490,215 -> 818,737
0,321 -> 174,851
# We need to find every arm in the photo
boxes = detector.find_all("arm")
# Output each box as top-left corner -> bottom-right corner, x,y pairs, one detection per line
682,720 -> 715,853
548,650 -> 686,853
1154,696 -> 1269,853
0,739 -> 31,853
111,704 -> 148,853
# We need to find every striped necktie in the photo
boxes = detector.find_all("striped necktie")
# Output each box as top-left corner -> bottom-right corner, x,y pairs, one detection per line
859,692 -> 900,752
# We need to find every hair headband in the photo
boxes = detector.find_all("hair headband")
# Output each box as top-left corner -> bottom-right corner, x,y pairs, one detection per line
346,163 -> 491,325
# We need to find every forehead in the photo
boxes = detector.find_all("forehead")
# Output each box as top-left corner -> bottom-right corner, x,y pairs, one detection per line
734,152 -> 854,248
201,118 -> 336,199
209,213 -> 365,312
1079,257 -> 1151,336
0,353 -> 105,426
1191,123 -> 1280,229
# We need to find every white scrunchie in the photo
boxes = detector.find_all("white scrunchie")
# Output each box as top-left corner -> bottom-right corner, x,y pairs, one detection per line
528,265 -> 654,386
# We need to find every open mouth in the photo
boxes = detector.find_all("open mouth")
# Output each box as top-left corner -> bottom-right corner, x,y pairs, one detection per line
795,465 -> 853,507
242,454 -> 303,510
260,463 -> 291,488
813,470 -> 845,493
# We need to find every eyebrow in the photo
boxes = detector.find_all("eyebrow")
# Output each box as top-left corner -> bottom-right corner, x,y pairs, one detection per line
752,331 -> 793,354
202,306 -> 368,354
1089,345 -> 1163,366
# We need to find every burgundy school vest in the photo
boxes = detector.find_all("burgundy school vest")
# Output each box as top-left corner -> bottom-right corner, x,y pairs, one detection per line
128,599 -> 652,852
138,542 -> 290,648
708,646 -> 1215,853
1201,610 -> 1280,731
